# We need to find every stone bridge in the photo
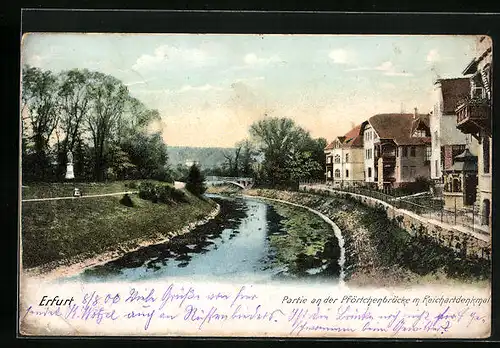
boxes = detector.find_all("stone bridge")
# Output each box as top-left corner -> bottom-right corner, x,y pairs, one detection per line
205,176 -> 254,189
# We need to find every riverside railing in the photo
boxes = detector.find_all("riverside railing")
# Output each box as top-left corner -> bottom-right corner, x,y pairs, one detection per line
300,181 -> 490,235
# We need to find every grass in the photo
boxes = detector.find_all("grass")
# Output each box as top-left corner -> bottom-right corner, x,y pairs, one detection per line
21,180 -> 141,199
21,182 -> 215,269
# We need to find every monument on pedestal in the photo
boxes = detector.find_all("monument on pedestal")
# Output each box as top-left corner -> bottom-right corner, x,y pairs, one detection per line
65,151 -> 75,180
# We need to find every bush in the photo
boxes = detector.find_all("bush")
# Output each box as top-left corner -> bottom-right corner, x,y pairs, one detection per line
138,182 -> 157,201
119,193 -> 134,207
125,181 -> 138,189
138,181 -> 187,204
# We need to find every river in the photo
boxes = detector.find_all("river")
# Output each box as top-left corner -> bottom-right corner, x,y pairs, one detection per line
63,194 -> 343,284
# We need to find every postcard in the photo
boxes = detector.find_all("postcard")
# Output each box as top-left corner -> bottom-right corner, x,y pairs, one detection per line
18,33 -> 492,338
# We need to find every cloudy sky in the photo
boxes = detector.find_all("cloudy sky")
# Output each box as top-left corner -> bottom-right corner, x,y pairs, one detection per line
21,34 -> 478,147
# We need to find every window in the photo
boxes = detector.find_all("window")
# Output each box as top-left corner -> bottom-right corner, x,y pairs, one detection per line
327,170 -> 332,178
410,147 -> 416,157
346,169 -> 349,178
345,153 -> 349,163
483,137 -> 490,174
425,146 -> 432,161
402,146 -> 408,157
335,169 -> 341,178
327,156 -> 332,164
435,160 -> 439,176
471,86 -> 486,99
403,166 -> 409,178
413,129 -> 426,137
410,166 -> 416,177
368,167 -> 372,178
335,154 -> 341,164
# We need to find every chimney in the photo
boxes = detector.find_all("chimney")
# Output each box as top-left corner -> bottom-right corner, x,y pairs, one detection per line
413,107 -> 418,119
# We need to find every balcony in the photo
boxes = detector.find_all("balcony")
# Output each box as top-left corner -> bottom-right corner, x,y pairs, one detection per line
455,98 -> 491,136
377,154 -> 396,167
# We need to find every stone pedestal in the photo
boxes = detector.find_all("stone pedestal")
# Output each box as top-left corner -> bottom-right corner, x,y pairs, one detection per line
65,163 -> 74,180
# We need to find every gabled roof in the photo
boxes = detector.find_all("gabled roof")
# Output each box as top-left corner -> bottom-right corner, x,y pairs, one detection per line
342,124 -> 363,148
368,113 -> 431,146
324,124 -> 363,150
435,78 -> 471,114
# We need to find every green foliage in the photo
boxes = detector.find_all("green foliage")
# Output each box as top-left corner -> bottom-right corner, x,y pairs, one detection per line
138,181 -> 187,204
249,117 -> 324,188
21,65 -> 170,183
185,164 -> 207,196
119,194 -> 134,207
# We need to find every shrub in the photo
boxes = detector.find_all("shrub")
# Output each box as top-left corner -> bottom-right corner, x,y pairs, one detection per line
138,181 -> 187,204
127,181 -> 138,189
119,194 -> 134,207
138,182 -> 157,201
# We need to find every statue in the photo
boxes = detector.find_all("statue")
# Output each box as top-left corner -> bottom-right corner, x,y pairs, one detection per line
65,150 -> 75,180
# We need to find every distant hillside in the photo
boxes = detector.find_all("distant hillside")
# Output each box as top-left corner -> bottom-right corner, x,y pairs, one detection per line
167,146 -> 235,168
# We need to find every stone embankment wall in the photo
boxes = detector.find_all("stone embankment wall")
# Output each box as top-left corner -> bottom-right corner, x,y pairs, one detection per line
301,185 -> 491,261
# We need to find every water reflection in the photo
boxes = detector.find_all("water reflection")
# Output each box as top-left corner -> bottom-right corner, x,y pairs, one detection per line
66,195 -> 341,284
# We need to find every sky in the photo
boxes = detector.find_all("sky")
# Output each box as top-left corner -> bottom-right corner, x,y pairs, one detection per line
21,34 -> 479,147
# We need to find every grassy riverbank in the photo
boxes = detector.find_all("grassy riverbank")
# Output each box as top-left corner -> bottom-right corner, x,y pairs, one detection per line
21,181 -> 216,271
246,189 -> 490,287
205,184 -> 241,195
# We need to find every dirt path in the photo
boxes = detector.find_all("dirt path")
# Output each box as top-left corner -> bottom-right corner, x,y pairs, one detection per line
21,191 -> 138,202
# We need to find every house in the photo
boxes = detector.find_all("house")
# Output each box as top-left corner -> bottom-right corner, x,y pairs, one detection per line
431,78 -> 478,186
324,124 -> 364,187
361,110 -> 432,190
454,35 -> 492,227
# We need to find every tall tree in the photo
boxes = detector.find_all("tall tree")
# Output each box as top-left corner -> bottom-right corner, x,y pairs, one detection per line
85,72 -> 129,181
21,66 -> 60,180
223,145 -> 242,177
56,69 -> 92,178
249,117 -> 312,187
236,139 -> 256,177
120,132 -> 169,180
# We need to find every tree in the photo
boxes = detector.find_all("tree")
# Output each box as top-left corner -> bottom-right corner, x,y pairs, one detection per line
55,69 -> 92,179
120,132 -> 169,180
303,137 -> 328,180
249,117 -> 313,187
85,72 -> 129,181
237,139 -> 257,177
223,145 -> 242,177
286,150 -> 322,190
185,164 -> 206,196
22,66 -> 60,180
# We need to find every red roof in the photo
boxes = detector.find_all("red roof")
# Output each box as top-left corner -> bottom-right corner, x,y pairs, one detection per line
342,124 -> 363,148
324,141 -> 335,150
324,124 -> 363,150
436,78 -> 471,114
368,113 -> 431,146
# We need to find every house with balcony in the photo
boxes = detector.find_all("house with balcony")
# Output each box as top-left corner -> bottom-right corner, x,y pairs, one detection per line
361,110 -> 432,190
430,78 -> 479,190
324,124 -> 364,187
454,35 -> 492,227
